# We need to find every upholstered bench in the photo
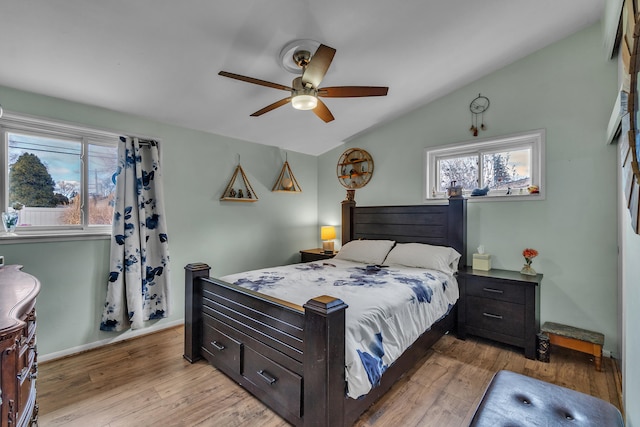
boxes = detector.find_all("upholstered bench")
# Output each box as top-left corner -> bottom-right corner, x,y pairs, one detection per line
469,370 -> 624,427
541,322 -> 605,371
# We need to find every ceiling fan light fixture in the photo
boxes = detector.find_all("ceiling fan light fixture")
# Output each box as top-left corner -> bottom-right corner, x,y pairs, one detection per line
291,94 -> 317,110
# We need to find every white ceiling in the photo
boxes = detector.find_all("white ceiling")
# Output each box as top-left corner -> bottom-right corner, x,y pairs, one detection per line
0,1 -> 604,155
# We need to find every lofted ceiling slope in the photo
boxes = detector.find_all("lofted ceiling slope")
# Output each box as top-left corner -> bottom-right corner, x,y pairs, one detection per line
0,1 -> 604,155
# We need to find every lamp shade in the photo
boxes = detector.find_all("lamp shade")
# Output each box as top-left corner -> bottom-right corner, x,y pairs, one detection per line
320,226 -> 336,240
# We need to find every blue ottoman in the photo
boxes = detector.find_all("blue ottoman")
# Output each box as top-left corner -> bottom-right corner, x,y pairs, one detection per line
469,370 -> 624,426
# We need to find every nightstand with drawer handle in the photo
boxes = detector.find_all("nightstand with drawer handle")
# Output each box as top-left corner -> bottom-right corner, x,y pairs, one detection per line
299,248 -> 337,263
457,266 -> 542,359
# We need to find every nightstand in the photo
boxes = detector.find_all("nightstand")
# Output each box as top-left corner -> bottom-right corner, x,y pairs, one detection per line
457,267 -> 542,359
299,248 -> 337,263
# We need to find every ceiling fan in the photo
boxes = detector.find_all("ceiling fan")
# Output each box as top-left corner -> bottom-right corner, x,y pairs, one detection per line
218,43 -> 388,123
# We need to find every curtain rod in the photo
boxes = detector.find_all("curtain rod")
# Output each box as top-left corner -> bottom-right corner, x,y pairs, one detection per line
136,139 -> 157,147
123,137 -> 158,147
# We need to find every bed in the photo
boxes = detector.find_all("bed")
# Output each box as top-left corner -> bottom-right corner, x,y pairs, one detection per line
184,197 -> 466,427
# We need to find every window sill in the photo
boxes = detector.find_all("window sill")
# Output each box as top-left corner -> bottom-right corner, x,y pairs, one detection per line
0,230 -> 111,244
425,193 -> 545,203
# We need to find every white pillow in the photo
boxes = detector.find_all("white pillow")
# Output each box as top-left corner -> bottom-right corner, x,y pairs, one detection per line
383,243 -> 461,274
334,240 -> 396,265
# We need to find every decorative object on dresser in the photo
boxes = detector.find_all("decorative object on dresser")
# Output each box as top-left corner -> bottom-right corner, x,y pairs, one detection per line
299,248 -> 337,263
0,265 -> 41,427
457,266 -> 542,359
184,198 -> 467,427
320,226 -> 336,254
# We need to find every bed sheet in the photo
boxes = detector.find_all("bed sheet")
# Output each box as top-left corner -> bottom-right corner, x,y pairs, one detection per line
220,258 -> 458,398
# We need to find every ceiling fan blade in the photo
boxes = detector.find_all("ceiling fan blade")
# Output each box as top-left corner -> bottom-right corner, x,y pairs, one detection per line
301,44 -> 336,88
250,97 -> 292,117
312,99 -> 335,123
318,86 -> 389,97
219,71 -> 292,91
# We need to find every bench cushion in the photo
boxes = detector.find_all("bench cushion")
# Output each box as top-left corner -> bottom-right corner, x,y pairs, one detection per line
469,370 -> 623,427
541,322 -> 604,345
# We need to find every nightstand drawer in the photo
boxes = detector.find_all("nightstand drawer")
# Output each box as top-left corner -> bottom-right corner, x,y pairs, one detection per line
466,296 -> 524,338
466,277 -> 525,304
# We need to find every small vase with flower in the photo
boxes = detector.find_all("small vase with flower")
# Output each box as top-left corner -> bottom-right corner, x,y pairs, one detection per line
521,248 -> 538,276
2,202 -> 23,234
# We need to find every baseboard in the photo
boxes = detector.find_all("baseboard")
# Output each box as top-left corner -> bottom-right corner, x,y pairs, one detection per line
38,319 -> 184,363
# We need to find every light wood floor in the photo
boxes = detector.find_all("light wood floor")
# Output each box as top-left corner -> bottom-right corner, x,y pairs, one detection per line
37,326 -> 622,427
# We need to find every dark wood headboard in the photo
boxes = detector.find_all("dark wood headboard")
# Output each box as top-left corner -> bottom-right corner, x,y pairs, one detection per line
341,198 -> 467,269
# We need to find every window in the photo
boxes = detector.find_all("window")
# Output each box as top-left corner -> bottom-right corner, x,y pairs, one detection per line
1,112 -> 119,236
425,129 -> 545,201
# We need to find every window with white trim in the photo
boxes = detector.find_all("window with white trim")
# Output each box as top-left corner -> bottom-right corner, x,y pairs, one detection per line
1,112 -> 119,235
425,129 -> 545,200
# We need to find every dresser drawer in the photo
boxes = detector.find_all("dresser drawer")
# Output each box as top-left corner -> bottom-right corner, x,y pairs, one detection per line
202,322 -> 242,374
243,346 -> 302,417
466,277 -> 525,304
466,296 -> 524,338
17,345 -> 37,422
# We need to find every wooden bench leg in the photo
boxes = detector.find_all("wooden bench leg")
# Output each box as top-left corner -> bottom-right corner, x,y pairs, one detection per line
593,344 -> 603,372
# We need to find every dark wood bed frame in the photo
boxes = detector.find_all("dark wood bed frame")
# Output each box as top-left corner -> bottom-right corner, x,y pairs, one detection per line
184,197 -> 466,427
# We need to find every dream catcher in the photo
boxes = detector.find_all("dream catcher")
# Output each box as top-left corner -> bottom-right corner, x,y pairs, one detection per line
469,93 -> 490,136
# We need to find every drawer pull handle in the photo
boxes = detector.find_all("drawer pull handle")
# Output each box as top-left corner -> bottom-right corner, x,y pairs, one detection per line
211,341 -> 225,351
257,369 -> 277,385
483,287 -> 504,294
483,312 -> 503,320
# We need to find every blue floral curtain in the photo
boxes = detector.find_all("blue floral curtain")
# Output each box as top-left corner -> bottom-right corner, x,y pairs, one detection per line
100,136 -> 171,331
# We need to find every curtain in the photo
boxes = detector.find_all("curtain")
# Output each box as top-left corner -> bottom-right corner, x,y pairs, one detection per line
100,136 -> 171,331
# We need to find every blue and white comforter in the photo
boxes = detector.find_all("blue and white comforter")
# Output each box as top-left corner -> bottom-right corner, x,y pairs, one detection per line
220,259 -> 458,398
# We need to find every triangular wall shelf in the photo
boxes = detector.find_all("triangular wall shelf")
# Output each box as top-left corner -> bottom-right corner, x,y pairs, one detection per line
221,164 -> 258,202
272,160 -> 302,193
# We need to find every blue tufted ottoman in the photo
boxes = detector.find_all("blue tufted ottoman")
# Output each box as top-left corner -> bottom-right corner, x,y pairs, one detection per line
469,370 -> 624,426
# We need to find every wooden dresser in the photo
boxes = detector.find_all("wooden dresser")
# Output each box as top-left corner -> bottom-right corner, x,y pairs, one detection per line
0,265 -> 41,427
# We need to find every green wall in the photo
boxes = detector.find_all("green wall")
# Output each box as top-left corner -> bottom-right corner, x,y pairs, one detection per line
0,85 -> 319,358
319,23 -> 620,353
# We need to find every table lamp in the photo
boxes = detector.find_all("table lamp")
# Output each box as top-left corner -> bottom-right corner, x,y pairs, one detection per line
321,226 -> 336,254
